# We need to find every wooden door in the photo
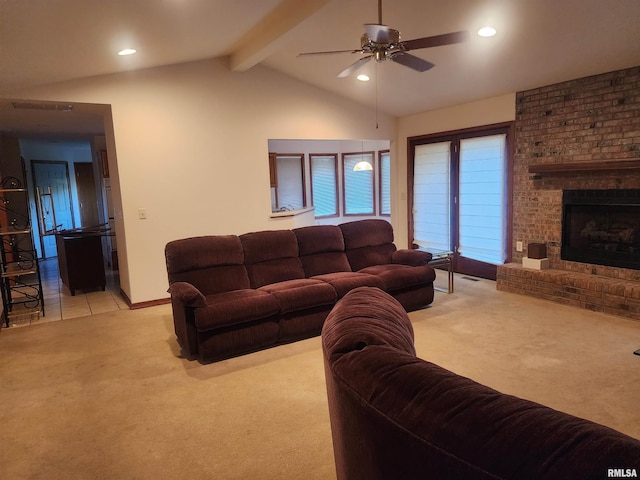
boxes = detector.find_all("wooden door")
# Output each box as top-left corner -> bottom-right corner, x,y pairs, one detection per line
74,162 -> 99,228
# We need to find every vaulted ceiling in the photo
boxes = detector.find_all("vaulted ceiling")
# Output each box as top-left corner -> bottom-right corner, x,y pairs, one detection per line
1,0 -> 639,136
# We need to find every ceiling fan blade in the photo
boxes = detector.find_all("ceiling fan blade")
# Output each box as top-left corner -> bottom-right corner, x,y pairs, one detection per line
364,24 -> 397,44
298,49 -> 362,56
337,56 -> 373,78
401,31 -> 469,51
390,52 -> 435,72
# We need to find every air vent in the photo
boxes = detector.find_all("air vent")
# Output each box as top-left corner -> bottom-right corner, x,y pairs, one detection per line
11,102 -> 73,112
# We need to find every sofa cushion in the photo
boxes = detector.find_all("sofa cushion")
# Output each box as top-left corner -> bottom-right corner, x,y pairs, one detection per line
240,230 -> 305,288
312,272 -> 385,298
294,225 -> 352,276
165,235 -> 244,273
345,244 -> 397,272
300,252 -> 352,277
259,278 -> 337,313
339,219 -> 394,249
194,289 -> 280,331
360,264 -> 436,292
165,235 -> 250,294
294,225 -> 345,256
340,219 -> 398,271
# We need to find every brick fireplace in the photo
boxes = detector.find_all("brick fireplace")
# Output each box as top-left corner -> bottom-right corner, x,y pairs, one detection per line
496,66 -> 640,321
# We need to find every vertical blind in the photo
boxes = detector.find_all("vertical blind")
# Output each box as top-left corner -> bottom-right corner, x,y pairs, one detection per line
310,155 -> 337,216
413,142 -> 451,251
343,153 -> 374,215
458,134 -> 505,264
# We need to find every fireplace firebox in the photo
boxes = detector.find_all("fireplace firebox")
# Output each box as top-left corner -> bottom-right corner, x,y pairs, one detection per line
561,189 -> 640,270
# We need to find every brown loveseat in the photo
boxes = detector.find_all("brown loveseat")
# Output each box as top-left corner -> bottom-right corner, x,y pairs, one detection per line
322,287 -> 640,480
165,219 -> 436,363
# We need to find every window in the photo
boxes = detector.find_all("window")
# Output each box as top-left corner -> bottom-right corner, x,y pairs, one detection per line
272,154 -> 305,212
310,154 -> 338,217
267,140 -> 390,219
343,152 -> 374,215
379,150 -> 390,216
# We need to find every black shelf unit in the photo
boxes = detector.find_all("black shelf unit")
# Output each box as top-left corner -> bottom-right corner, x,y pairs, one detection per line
0,177 -> 44,327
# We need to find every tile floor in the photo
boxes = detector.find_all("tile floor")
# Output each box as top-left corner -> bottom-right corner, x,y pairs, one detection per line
2,257 -> 126,328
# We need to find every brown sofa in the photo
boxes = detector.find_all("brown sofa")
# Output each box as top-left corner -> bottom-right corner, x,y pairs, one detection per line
322,287 -> 640,480
165,219 -> 436,362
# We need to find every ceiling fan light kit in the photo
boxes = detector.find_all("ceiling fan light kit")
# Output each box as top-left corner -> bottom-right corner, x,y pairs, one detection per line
298,0 -> 469,78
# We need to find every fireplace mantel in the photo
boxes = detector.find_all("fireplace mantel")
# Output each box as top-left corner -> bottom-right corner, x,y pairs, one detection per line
528,159 -> 640,175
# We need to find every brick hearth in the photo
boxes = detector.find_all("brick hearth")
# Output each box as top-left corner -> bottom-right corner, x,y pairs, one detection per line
497,265 -> 640,320
496,66 -> 640,321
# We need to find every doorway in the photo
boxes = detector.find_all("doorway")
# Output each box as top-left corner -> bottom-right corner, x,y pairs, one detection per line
408,123 -> 514,280
32,160 -> 75,258
74,162 -> 100,228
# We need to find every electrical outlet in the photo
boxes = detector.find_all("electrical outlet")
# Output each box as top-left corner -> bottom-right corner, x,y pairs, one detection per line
516,241 -> 523,252
138,208 -> 147,220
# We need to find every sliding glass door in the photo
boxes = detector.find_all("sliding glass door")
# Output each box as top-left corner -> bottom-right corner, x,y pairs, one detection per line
410,124 -> 512,280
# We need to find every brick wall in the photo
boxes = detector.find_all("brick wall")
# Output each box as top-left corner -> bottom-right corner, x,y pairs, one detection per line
511,65 -> 640,280
498,66 -> 640,320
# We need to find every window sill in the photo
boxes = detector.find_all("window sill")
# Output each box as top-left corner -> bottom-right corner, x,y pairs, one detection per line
270,206 -> 315,218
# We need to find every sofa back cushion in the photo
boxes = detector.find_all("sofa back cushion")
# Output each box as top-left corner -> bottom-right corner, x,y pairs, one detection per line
339,219 -> 397,271
240,230 -> 305,288
293,225 -> 352,277
165,235 -> 250,295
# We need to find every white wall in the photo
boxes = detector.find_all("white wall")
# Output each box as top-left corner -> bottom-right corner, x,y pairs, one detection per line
394,93 -> 516,249
2,58 -> 396,304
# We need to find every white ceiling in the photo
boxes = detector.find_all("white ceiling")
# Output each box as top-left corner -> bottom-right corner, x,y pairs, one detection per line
1,0 -> 639,138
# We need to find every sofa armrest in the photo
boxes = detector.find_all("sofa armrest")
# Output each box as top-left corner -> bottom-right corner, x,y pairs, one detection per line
392,249 -> 432,266
167,282 -> 207,308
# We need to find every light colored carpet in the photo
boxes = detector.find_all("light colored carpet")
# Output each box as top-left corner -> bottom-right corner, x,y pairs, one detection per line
0,275 -> 639,480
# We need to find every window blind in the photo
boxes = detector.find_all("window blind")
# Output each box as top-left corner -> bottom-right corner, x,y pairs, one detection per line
413,142 -> 451,251
276,155 -> 304,210
310,155 -> 337,217
344,153 -> 374,215
380,152 -> 391,215
458,134 -> 505,264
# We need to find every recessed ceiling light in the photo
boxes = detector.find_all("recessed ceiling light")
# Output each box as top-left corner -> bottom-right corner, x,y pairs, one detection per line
357,74 -> 370,82
118,48 -> 137,56
477,26 -> 497,37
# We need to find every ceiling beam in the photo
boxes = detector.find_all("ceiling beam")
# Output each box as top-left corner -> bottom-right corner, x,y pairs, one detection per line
229,0 -> 331,72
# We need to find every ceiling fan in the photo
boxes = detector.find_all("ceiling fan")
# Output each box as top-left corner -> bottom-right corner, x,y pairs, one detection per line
298,0 -> 469,78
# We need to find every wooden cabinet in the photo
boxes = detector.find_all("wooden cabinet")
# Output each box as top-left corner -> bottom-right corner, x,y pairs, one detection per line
55,234 -> 105,296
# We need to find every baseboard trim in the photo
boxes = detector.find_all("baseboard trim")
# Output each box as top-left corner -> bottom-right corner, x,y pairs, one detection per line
130,298 -> 171,309
120,289 -> 171,310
